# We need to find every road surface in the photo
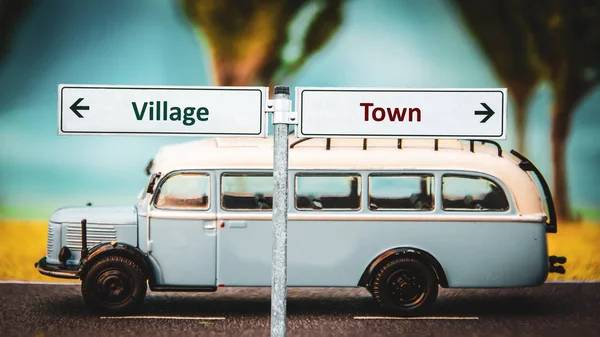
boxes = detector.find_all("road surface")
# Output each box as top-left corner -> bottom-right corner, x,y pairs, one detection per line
0,282 -> 598,336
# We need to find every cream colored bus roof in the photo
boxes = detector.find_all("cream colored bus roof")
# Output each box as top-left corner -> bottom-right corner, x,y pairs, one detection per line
152,137 -> 545,216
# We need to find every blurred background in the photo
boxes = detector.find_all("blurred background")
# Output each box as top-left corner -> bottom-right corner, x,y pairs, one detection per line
0,0 -> 599,224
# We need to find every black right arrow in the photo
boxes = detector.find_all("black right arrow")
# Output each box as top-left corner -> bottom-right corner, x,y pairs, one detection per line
475,102 -> 495,123
70,98 -> 89,118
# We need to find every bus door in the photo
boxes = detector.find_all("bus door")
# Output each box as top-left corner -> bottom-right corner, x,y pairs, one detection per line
148,171 -> 217,286
217,172 -> 273,285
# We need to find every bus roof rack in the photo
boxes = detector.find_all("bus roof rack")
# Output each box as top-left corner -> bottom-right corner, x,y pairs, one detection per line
470,139 -> 503,157
290,137 -> 504,157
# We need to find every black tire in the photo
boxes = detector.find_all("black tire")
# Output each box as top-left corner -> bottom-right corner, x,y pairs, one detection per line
372,257 -> 438,315
81,255 -> 147,314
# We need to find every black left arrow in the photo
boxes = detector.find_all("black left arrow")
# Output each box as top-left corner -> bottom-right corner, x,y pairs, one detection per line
474,102 -> 495,123
70,98 -> 89,118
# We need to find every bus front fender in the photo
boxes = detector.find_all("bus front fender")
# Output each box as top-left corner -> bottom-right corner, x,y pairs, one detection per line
80,242 -> 155,285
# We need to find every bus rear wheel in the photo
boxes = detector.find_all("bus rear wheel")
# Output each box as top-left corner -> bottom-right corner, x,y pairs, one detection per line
81,255 -> 147,314
372,257 -> 438,315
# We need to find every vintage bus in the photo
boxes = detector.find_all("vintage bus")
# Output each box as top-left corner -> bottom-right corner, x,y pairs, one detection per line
36,137 -> 566,314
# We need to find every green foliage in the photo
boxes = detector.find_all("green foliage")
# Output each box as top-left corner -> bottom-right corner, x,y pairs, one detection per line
453,0 -> 542,105
520,0 -> 600,108
574,208 -> 600,221
453,0 -> 600,220
281,0 -> 343,78
518,0 -> 600,220
452,0 -> 543,152
454,0 -> 600,104
181,0 -> 344,86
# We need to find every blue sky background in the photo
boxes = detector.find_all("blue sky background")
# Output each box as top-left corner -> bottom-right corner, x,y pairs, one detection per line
1,0 -> 599,219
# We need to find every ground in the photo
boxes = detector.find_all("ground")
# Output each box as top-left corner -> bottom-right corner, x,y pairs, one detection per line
1,283 -> 600,336
0,219 -> 599,281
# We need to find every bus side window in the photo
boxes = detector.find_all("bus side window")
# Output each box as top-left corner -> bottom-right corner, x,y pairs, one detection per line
442,175 -> 509,211
295,174 -> 361,211
221,173 -> 273,211
155,173 -> 210,210
368,174 -> 434,211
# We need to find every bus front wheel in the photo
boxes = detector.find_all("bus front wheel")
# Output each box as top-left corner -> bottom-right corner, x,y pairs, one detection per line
371,257 -> 438,315
81,255 -> 147,314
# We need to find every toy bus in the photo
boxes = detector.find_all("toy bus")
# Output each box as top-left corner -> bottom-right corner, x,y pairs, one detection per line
36,137 -> 566,314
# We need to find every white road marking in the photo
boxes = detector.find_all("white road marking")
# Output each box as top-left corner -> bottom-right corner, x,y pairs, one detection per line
0,280 -> 77,285
546,280 -> 600,283
101,316 -> 225,321
354,316 -> 479,320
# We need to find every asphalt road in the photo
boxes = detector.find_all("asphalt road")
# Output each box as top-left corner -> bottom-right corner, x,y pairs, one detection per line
0,282 -> 598,336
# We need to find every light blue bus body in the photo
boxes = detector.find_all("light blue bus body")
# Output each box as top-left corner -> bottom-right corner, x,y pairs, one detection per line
43,168 -> 549,289
38,138 -> 564,315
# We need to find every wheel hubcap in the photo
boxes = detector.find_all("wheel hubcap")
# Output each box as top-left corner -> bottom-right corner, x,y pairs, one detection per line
386,269 -> 426,308
95,269 -> 133,305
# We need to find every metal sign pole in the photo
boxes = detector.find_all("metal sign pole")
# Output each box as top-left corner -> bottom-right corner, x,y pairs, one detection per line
270,85 -> 291,337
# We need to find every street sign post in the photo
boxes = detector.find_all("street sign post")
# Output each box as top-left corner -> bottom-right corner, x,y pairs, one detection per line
58,85 -> 268,137
295,87 -> 507,139
270,86 -> 291,337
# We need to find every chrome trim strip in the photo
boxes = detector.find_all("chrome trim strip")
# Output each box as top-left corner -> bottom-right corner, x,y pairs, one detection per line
146,205 -> 152,254
60,221 -> 135,226
150,209 -> 217,220
37,268 -> 79,279
148,210 -> 546,223
35,258 -> 79,279
65,227 -> 117,233
291,213 -> 544,222
219,212 -> 272,220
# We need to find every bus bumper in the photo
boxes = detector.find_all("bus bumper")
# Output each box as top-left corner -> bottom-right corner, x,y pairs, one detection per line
549,255 -> 567,274
34,257 -> 79,279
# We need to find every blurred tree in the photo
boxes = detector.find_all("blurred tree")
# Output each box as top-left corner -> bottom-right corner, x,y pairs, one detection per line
520,0 -> 600,221
0,0 -> 32,62
454,0 -> 600,221
181,0 -> 343,89
452,0 -> 542,154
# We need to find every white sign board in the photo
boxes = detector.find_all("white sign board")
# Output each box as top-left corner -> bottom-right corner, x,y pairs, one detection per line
58,85 -> 268,137
295,87 -> 507,139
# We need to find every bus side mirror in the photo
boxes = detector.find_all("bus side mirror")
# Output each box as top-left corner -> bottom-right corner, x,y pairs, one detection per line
147,172 -> 161,194
145,159 -> 153,176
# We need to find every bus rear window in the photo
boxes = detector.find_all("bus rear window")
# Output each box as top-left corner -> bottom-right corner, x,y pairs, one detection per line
295,174 -> 361,211
442,175 -> 509,211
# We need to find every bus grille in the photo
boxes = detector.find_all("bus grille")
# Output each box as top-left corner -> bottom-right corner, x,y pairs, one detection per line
66,224 -> 117,250
46,223 -> 54,258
